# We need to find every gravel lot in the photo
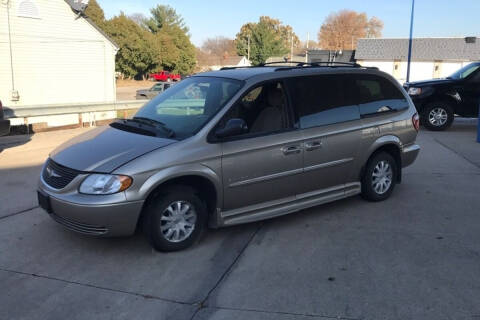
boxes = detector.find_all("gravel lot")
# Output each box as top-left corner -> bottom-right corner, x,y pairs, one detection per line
0,119 -> 479,320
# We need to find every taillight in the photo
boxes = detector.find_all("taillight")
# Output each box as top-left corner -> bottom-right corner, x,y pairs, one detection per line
412,112 -> 420,131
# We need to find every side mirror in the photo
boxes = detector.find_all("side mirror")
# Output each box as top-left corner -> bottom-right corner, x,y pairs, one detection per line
215,118 -> 248,139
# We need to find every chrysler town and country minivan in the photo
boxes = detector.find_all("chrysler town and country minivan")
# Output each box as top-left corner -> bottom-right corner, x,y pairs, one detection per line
38,62 -> 420,251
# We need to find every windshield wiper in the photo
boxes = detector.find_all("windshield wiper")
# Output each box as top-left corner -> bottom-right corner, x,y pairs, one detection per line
131,117 -> 176,138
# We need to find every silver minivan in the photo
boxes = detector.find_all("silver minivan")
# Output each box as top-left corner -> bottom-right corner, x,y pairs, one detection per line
38,63 -> 420,251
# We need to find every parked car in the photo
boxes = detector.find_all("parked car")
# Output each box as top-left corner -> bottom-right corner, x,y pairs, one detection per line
148,71 -> 181,82
404,62 -> 480,130
136,82 -> 173,100
37,63 -> 420,251
0,100 -> 10,136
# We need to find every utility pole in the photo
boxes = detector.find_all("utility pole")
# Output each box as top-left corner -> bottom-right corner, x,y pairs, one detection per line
290,32 -> 294,63
406,0 -> 415,83
247,35 -> 250,61
305,32 -> 309,63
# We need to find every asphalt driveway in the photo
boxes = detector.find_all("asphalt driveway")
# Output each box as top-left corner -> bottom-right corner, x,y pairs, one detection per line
0,119 -> 479,320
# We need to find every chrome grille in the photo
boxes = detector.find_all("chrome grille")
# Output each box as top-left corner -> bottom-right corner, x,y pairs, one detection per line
42,159 -> 81,189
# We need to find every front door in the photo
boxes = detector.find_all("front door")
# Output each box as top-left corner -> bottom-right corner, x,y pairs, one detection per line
218,81 -> 303,212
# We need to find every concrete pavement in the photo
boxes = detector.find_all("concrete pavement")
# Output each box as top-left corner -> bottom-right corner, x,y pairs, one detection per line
0,119 -> 479,320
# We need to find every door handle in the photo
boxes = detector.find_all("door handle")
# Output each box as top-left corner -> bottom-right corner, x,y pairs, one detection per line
281,145 -> 301,155
305,141 -> 323,151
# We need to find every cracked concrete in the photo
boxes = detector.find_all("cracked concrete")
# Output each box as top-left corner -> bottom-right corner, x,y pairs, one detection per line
1,119 -> 480,320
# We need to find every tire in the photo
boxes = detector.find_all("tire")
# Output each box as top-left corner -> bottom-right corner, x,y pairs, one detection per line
422,102 -> 454,131
143,186 -> 207,252
361,152 -> 397,202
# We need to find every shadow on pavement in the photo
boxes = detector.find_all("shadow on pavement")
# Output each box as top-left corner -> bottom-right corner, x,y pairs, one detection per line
0,135 -> 32,153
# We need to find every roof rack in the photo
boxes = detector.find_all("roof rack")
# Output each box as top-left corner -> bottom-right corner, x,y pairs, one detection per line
260,61 -> 362,68
220,61 -> 378,71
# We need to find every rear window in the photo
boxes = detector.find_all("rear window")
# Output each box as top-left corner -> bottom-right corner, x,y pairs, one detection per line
352,74 -> 408,117
286,75 -> 360,129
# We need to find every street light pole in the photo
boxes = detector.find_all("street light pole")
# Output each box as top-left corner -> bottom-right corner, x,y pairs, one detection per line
406,0 -> 415,83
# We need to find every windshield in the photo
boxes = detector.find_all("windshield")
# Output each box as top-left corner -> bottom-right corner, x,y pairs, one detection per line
448,63 -> 480,80
134,77 -> 243,139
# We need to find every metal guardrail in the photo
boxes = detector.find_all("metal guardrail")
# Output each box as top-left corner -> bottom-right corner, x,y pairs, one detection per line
3,100 -> 145,119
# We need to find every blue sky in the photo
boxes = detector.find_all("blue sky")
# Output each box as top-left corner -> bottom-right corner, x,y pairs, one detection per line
98,0 -> 480,46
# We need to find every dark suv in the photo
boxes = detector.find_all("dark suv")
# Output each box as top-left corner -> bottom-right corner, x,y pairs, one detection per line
0,100 -> 10,136
404,62 -> 480,131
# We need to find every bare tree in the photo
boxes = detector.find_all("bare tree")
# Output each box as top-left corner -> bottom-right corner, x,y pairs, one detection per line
129,13 -> 148,28
201,36 -> 237,58
318,10 -> 384,50
366,16 -> 384,38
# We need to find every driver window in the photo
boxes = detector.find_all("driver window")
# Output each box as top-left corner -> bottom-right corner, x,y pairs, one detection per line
219,81 -> 290,137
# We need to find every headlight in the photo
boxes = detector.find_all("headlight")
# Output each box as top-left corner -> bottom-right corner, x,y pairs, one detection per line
79,174 -> 132,195
407,87 -> 422,96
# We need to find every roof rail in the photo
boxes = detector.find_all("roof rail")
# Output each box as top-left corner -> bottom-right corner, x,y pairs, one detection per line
219,61 -> 377,71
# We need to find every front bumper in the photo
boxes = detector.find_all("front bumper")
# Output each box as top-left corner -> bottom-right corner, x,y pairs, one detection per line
401,143 -> 420,168
38,189 -> 144,237
0,119 -> 10,136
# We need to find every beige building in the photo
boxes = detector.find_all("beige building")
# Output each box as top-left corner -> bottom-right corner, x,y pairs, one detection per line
0,0 -> 118,109
355,37 -> 480,83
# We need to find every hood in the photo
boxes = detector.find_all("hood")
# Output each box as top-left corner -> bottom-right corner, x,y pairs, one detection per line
50,126 -> 176,172
136,89 -> 150,95
405,78 -> 454,87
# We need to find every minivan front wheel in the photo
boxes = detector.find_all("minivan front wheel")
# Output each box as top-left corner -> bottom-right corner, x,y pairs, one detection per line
422,102 -> 454,131
143,186 -> 207,251
361,152 -> 397,202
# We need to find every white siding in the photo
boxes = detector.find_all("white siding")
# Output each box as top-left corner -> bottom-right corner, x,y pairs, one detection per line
358,60 -> 394,75
407,62 -> 435,82
359,59 -> 475,83
0,0 -> 117,107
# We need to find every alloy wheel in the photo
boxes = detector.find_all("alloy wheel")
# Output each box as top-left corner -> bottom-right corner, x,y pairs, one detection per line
428,107 -> 448,127
371,160 -> 393,195
160,201 -> 197,243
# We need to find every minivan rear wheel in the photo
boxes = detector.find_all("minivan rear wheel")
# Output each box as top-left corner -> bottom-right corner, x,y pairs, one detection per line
143,186 -> 207,251
361,152 -> 397,202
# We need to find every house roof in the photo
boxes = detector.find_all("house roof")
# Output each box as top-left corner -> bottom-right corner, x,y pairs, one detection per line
355,38 -> 480,61
307,50 -> 355,63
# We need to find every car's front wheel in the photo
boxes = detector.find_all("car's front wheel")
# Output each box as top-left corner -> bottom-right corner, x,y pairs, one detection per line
143,186 -> 207,252
422,102 -> 454,131
361,152 -> 397,202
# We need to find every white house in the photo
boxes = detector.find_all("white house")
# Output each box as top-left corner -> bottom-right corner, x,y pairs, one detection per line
201,56 -> 251,71
355,37 -> 480,83
0,0 -> 118,127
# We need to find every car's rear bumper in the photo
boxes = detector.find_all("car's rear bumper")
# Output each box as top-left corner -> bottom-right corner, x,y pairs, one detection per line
38,189 -> 144,237
401,143 -> 420,168
0,119 -> 10,136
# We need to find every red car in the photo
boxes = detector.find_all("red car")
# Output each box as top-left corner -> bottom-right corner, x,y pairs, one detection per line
148,71 -> 181,82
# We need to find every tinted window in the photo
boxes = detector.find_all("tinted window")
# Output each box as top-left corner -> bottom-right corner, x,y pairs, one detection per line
449,63 -> 480,80
352,74 -> 407,117
287,75 -> 360,129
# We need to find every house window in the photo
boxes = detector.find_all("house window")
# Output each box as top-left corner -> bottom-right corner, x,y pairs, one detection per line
17,0 -> 40,19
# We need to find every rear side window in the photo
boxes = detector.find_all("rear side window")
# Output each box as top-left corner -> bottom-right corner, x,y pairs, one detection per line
286,75 -> 360,129
353,74 -> 408,117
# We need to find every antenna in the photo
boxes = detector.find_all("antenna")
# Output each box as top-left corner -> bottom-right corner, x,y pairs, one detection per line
65,0 -> 90,14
